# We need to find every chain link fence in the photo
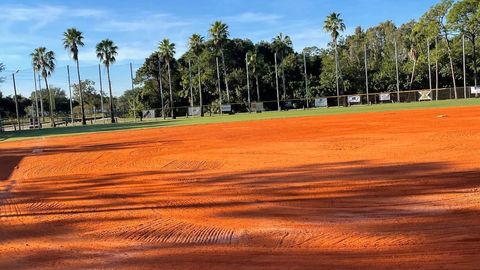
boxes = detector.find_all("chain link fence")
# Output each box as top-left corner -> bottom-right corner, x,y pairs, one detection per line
1,60 -> 478,132
113,87 -> 477,122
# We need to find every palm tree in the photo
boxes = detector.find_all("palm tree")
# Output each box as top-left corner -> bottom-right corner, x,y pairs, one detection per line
209,21 -> 231,102
63,28 -> 86,125
159,38 -> 176,119
248,52 -> 261,102
324,12 -> 346,105
96,39 -> 118,123
189,34 -> 205,116
31,47 -> 56,127
272,33 -> 293,100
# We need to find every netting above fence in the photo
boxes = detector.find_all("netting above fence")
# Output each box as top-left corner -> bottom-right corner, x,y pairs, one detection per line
1,62 -> 143,99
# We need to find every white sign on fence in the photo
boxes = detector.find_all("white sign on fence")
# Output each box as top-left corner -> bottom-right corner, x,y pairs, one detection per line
188,107 -> 202,116
251,102 -> 264,112
142,110 -> 155,119
348,95 -> 361,103
315,98 -> 328,107
471,87 -> 480,94
418,90 -> 432,101
379,93 -> 391,101
221,104 -> 232,113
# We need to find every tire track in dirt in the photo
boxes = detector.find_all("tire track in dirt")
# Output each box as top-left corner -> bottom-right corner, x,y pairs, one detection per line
0,197 -> 24,220
89,218 -> 236,245
27,201 -> 65,212
0,178 -> 24,220
272,189 -> 480,216
163,160 -> 223,171
265,226 -> 480,250
248,229 -> 425,250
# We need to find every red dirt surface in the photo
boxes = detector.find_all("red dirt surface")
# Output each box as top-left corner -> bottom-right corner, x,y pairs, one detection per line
1,106 -> 480,270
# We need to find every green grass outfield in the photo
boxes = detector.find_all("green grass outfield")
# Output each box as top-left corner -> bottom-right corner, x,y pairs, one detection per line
1,99 -> 479,143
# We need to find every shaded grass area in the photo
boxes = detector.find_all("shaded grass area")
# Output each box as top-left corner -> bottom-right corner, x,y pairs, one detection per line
1,99 -> 479,143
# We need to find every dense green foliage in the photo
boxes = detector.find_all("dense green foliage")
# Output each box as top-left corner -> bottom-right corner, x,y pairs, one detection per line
1,0 -> 479,121
129,0 -> 480,113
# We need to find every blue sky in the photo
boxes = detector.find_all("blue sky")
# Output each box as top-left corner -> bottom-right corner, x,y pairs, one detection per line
1,0 -> 439,97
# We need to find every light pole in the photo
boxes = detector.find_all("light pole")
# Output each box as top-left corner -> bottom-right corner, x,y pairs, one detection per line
12,70 -> 21,131
98,64 -> 105,123
303,52 -> 309,109
188,59 -> 194,108
216,57 -> 223,115
67,65 -> 74,126
364,44 -> 369,105
427,39 -> 432,92
463,35 -> 467,99
394,37 -> 400,103
245,52 -> 251,113
32,68 -> 41,128
158,59 -> 165,119
435,37 -> 439,100
274,52 -> 280,111
130,63 -> 136,122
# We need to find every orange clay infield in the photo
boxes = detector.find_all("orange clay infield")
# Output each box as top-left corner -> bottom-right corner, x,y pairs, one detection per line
1,106 -> 480,270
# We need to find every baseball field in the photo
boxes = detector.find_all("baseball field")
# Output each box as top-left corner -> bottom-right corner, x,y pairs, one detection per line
1,102 -> 480,269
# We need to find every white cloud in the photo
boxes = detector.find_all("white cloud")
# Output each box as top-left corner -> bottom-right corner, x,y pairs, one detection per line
290,27 -> 331,49
116,46 -> 153,62
95,13 -> 192,32
73,8 -> 106,18
225,12 -> 283,24
0,4 -> 106,34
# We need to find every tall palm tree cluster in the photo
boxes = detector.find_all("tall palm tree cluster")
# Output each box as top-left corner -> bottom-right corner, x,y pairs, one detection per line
31,47 -> 56,127
31,28 -> 118,126
129,2 -> 479,119
19,0 -> 480,125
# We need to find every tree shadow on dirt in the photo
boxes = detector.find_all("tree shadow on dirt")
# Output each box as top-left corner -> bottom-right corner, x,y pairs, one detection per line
0,159 -> 480,269
205,160 -> 480,219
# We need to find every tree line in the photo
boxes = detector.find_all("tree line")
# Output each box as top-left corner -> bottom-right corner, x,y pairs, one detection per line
1,0 -> 479,125
129,0 -> 480,117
